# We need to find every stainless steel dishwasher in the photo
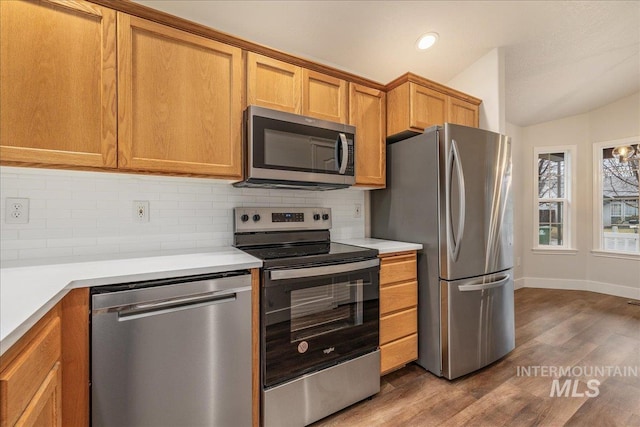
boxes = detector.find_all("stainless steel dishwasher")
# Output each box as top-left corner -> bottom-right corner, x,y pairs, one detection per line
91,271 -> 252,427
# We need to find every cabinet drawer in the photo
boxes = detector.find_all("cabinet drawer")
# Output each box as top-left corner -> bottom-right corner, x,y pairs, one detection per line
380,308 -> 417,345
380,333 -> 418,374
380,281 -> 417,315
380,253 -> 417,285
0,316 -> 61,427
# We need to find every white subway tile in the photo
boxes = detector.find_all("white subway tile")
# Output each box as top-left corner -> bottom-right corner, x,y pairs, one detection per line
2,239 -> 47,250
47,237 -> 97,248
47,218 -> 96,229
19,177 -> 47,189
1,249 -> 19,261
31,209 -> 71,220
1,168 -> 366,263
72,244 -> 120,256
1,230 -> 18,239
20,228 -> 73,240
19,247 -> 73,259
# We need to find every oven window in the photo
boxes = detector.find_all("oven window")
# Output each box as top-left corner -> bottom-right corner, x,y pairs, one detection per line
289,280 -> 363,342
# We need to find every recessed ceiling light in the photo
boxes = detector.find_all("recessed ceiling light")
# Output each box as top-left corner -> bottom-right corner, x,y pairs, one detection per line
416,32 -> 439,50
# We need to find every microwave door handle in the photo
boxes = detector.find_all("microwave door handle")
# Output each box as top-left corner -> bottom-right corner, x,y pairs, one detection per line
337,133 -> 348,175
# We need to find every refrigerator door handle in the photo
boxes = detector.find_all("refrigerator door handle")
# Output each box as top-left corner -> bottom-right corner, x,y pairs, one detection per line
447,139 -> 466,261
458,274 -> 510,292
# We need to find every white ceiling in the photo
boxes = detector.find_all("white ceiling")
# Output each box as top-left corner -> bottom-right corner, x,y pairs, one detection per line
136,1 -> 640,127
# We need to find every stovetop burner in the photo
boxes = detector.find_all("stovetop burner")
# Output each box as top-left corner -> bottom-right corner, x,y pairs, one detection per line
240,241 -> 377,269
233,207 -> 378,268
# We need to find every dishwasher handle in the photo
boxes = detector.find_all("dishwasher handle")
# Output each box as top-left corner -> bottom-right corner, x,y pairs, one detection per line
116,291 -> 237,321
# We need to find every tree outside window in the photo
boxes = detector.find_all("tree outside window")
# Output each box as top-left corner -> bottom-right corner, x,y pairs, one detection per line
598,143 -> 639,253
534,147 -> 574,249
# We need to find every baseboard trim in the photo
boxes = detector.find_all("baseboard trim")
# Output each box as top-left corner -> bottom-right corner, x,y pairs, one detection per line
518,277 -> 640,300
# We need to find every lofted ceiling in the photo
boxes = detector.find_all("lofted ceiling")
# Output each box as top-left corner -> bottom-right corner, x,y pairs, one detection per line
136,1 -> 640,127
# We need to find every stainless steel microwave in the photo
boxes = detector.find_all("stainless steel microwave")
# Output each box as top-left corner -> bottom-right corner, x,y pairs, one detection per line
234,106 -> 356,190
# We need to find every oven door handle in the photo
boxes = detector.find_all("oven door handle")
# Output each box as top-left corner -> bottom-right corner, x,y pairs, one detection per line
269,259 -> 379,280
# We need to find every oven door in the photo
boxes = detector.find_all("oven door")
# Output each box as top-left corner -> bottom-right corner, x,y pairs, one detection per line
262,259 -> 379,389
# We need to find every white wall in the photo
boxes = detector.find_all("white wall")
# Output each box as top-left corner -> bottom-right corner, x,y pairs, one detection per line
514,91 -> 640,298
0,167 -> 366,266
447,47 -> 506,133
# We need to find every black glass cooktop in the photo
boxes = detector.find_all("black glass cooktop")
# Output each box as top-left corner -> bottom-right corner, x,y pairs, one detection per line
241,242 -> 378,269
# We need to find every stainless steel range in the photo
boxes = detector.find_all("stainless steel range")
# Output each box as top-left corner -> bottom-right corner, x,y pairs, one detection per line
234,207 -> 380,427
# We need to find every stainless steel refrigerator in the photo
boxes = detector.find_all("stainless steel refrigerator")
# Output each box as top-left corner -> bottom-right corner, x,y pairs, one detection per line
371,123 -> 514,380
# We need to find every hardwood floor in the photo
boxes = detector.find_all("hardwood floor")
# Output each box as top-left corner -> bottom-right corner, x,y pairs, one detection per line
312,288 -> 640,427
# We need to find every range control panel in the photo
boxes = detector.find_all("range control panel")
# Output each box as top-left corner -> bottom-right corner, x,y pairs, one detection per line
234,207 -> 332,232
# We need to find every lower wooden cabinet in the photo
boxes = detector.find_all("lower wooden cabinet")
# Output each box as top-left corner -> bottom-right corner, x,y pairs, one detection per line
379,251 -> 418,375
0,289 -> 89,427
0,307 -> 62,427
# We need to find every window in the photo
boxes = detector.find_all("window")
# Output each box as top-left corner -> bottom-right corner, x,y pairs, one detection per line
593,138 -> 640,254
534,146 -> 576,249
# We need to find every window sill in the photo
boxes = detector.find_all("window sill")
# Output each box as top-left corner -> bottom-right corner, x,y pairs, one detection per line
590,250 -> 640,261
531,248 -> 578,255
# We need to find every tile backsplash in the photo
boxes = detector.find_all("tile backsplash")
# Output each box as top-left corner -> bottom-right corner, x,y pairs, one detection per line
0,167 -> 365,265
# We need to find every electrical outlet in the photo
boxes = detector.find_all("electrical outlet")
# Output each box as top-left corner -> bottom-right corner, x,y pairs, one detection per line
5,198 -> 29,224
133,200 -> 150,223
354,203 -> 362,218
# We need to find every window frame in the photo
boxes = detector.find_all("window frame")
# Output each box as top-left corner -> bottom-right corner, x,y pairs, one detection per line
533,145 -> 577,251
592,137 -> 640,257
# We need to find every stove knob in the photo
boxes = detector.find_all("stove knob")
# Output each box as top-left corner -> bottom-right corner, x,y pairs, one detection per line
313,213 -> 320,221
253,214 -> 261,222
322,213 -> 329,220
240,214 -> 249,222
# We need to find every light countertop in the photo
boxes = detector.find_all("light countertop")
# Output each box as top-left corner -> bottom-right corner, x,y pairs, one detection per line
1,237 -> 421,356
336,238 -> 423,254
0,247 -> 261,355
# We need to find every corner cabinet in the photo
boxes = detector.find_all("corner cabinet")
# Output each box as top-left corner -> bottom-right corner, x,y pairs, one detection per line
386,73 -> 481,141
0,309 -> 63,427
0,0 -> 117,168
117,14 -> 243,178
379,251 -> 418,375
0,289 -> 89,427
349,84 -> 386,188
246,52 -> 348,124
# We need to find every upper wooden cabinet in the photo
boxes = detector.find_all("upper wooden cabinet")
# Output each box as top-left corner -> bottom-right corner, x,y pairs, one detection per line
246,53 -> 349,124
302,70 -> 348,124
447,96 -> 480,127
349,84 -> 386,188
0,0 -> 117,168
117,14 -> 243,178
246,52 -> 301,114
386,73 -> 481,141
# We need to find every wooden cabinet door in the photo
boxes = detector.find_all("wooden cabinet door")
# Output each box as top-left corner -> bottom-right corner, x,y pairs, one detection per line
246,52 -> 301,114
14,362 -> 62,427
447,97 -> 479,127
0,309 -> 62,427
0,0 -> 117,168
118,14 -> 243,178
349,84 -> 386,188
302,70 -> 348,123
410,83 -> 446,130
